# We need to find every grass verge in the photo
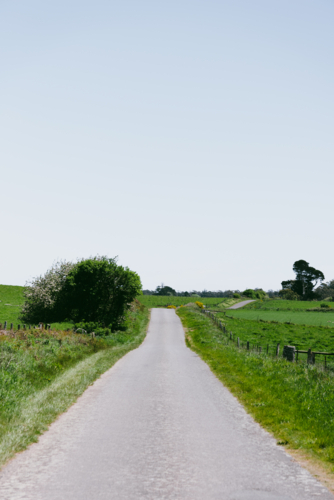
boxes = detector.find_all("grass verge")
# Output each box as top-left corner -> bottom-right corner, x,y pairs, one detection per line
177,306 -> 334,484
0,303 -> 149,468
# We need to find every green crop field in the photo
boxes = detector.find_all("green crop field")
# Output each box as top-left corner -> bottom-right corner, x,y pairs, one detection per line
0,285 -> 72,330
137,295 -> 239,309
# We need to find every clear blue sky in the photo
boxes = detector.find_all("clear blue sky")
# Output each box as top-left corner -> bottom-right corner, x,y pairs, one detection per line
1,0 -> 333,291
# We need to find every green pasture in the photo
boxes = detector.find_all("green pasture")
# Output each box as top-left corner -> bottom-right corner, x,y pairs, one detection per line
137,295 -> 240,309
244,299 -> 334,311
227,309 -> 334,328
0,285 -> 73,331
216,312 -> 334,354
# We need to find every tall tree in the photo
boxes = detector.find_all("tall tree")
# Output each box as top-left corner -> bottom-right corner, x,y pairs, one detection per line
281,260 -> 324,300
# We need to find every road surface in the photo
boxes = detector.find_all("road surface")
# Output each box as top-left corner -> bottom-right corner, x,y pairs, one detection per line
228,300 -> 256,309
0,309 -> 332,500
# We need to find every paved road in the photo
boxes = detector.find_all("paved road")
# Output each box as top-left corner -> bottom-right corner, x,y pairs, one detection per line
228,300 -> 256,309
0,309 -> 332,500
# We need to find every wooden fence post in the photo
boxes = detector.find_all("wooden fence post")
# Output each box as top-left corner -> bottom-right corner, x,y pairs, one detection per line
230,332 -> 232,340
247,341 -> 250,350
10,323 -> 13,330
283,345 -> 296,362
4,321 -> 7,330
18,324 -> 20,330
307,348 -> 315,365
237,337 -> 240,347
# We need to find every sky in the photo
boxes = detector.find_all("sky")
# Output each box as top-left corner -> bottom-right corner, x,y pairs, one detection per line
1,0 -> 333,292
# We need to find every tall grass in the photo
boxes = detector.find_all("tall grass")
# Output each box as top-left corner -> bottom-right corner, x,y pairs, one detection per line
178,307 -> 334,472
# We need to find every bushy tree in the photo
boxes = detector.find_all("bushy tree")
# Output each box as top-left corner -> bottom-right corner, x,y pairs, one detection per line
281,260 -> 324,300
58,257 -> 142,329
21,257 -> 142,330
20,261 -> 75,323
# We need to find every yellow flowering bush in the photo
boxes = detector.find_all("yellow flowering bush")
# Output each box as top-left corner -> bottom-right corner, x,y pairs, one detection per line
195,301 -> 204,309
167,305 -> 176,309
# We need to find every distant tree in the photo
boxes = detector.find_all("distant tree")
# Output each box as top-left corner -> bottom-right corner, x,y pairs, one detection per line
242,289 -> 266,300
154,285 -> 176,296
315,279 -> 334,301
281,260 -> 324,300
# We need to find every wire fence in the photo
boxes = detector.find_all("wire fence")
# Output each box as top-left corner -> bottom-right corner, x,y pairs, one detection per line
200,309 -> 334,371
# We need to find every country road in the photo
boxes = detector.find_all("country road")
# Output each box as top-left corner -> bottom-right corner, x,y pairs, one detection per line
227,300 -> 255,309
0,309 -> 332,500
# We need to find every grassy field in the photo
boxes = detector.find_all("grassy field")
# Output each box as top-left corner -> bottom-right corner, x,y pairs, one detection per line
0,301 -> 149,468
0,284 -> 73,331
227,309 -> 334,328
178,306 -> 334,477
215,312 -> 334,356
138,295 -> 239,308
243,299 -> 334,311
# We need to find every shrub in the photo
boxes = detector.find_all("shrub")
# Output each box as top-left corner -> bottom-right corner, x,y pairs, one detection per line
278,289 -> 299,301
21,257 -> 142,331
321,303 -> 331,308
21,261 -> 75,323
233,293 -> 241,298
195,301 -> 204,309
167,305 -> 176,309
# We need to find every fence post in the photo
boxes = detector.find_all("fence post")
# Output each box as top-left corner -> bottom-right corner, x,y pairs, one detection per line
237,337 -> 240,347
230,332 -> 232,340
223,326 -> 226,334
18,324 -> 20,330
23,324 -> 26,330
247,341 -> 250,351
10,323 -> 13,330
4,321 -> 7,330
307,348 -> 315,365
29,325 -> 31,330
259,346 -> 262,353
283,345 -> 296,362
276,343 -> 280,357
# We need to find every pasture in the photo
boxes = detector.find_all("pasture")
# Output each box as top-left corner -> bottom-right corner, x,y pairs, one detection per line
226,309 -> 334,328
138,295 -> 239,308
0,284 -> 73,331
243,299 -> 334,311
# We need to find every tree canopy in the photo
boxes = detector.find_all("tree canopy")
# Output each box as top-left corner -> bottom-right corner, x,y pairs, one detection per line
281,260 -> 324,300
21,257 -> 142,330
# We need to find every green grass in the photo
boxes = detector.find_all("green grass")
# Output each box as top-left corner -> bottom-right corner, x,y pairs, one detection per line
0,284 -> 73,331
178,306 -> 334,473
244,299 -> 334,311
227,309 -> 334,328
215,312 -> 334,356
0,302 -> 149,468
138,295 -> 240,308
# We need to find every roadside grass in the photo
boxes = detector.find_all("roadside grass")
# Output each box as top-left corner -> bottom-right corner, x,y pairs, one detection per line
0,284 -> 73,331
226,309 -> 334,328
177,307 -> 334,474
0,302 -> 149,468
138,295 -> 240,309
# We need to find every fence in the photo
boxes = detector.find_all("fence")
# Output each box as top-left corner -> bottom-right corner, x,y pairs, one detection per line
0,322 -> 51,331
200,309 -> 334,369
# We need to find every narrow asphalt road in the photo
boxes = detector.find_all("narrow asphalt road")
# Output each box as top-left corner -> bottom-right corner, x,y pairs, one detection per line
0,309 -> 332,500
227,300 -> 256,309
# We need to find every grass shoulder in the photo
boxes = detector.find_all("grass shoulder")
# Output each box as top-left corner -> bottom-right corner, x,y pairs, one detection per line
0,303 -> 150,469
177,306 -> 334,489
